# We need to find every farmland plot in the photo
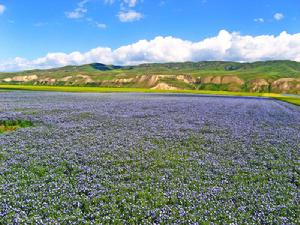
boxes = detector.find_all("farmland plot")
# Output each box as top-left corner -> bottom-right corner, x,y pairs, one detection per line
0,92 -> 299,224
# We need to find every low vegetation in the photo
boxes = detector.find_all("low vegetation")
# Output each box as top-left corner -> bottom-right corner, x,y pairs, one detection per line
0,120 -> 33,133
0,84 -> 299,106
273,96 -> 300,106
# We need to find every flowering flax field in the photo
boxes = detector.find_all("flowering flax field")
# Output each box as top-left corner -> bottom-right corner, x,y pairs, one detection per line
0,91 -> 299,224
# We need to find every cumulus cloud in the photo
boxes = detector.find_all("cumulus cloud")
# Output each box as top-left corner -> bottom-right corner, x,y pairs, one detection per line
1,30 -> 300,71
274,13 -> 284,21
118,10 -> 143,22
0,4 -> 5,14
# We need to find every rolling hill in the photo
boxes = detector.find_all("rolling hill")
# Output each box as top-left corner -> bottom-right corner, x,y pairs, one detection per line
1,60 -> 300,94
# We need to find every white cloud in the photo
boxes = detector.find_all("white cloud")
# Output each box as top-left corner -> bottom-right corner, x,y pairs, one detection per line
78,0 -> 89,7
0,4 -> 6,14
124,0 -> 138,7
34,22 -> 48,27
106,0 -> 143,22
66,9 -> 87,19
66,0 -> 89,19
96,23 -> 107,29
104,0 -> 115,4
118,10 -> 143,22
105,0 -> 138,7
1,30 -> 300,71
159,1 -> 166,7
254,18 -> 264,23
274,13 -> 284,21
85,18 -> 107,29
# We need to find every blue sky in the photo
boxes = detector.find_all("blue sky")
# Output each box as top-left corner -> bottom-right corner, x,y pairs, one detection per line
0,0 -> 300,71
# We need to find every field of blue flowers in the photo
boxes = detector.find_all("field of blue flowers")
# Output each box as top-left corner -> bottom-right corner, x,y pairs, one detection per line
0,91 -> 299,224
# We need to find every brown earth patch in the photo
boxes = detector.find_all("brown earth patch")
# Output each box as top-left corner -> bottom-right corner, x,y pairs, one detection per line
151,82 -> 179,90
250,79 -> 270,92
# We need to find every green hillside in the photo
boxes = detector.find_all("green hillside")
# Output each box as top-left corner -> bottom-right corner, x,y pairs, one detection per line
1,60 -> 300,94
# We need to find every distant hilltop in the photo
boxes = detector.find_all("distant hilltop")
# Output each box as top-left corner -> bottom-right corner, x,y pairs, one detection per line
1,60 -> 300,94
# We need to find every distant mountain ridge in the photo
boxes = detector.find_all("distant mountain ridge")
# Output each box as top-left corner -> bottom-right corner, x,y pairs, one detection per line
1,60 -> 300,94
